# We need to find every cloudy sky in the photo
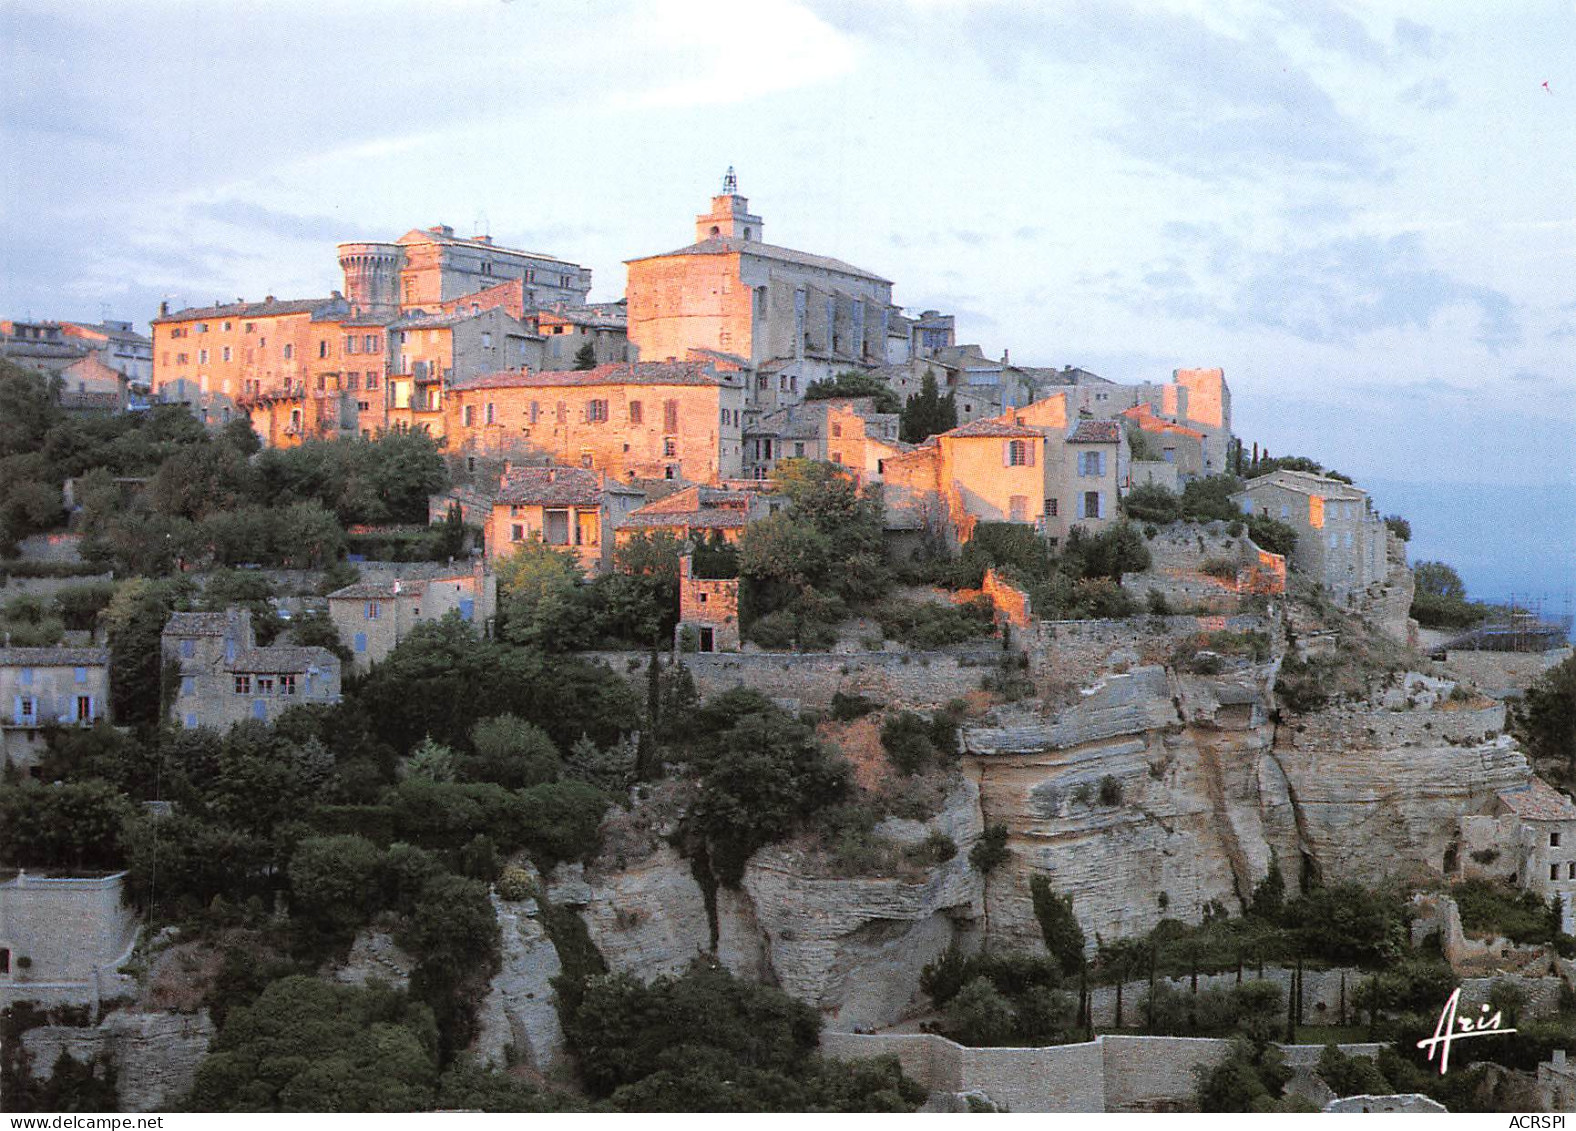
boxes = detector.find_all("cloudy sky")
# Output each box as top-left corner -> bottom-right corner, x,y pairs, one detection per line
3,0 -> 1573,501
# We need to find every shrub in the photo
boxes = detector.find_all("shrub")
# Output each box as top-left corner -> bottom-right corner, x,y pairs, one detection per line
1247,515 -> 1297,557
1097,775 -> 1123,806
829,691 -> 878,721
970,823 -> 1010,873
904,830 -> 958,867
880,710 -> 938,775
1201,557 -> 1238,580
1122,484 -> 1182,525
875,596 -> 995,649
495,866 -> 535,902
941,977 -> 1016,1047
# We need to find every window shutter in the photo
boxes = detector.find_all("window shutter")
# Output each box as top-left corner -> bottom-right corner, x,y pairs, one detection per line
1076,493 -> 1085,519
1027,443 -> 1036,468
1003,442 -> 1011,467
1094,492 -> 1103,519
13,697 -> 21,725
1097,451 -> 1106,476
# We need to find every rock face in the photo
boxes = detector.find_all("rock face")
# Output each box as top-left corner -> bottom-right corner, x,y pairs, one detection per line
329,928 -> 414,990
471,894 -> 566,1073
21,1010 -> 215,1113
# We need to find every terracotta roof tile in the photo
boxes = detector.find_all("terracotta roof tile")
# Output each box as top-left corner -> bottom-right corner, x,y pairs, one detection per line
227,646 -> 338,674
0,646 -> 109,667
944,419 -> 1042,439
162,611 -> 234,637
1068,420 -> 1122,444
1498,778 -> 1576,821
454,361 -> 731,391
495,467 -> 605,507
153,296 -> 349,324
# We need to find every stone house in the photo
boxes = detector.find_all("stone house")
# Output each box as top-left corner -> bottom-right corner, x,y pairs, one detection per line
327,564 -> 497,672
163,609 -> 340,731
0,871 -> 137,1008
625,172 -> 905,415
615,484 -> 776,547
486,467 -> 646,575
882,418 -> 1048,545
441,360 -> 747,484
1119,403 -> 1204,480
1063,419 -> 1126,540
1497,779 -> 1576,934
385,306 -> 544,436
1232,470 -> 1388,601
56,354 -> 129,413
676,553 -> 740,653
744,397 -> 905,482
537,303 -> 630,370
0,646 -> 111,774
1061,367 -> 1232,475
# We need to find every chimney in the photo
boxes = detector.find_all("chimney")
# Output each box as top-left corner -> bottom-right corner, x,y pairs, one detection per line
1002,349 -> 1010,364
265,295 -> 276,303
159,301 -> 169,316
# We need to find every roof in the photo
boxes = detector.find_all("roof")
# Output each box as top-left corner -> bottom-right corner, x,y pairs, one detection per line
1119,404 -> 1206,441
163,611 -> 235,637
396,226 -> 580,267
536,306 -> 627,330
627,236 -> 891,285
1237,469 -> 1367,500
0,647 -> 109,667
453,360 -> 732,391
227,646 -> 338,674
152,295 -> 349,325
1068,419 -> 1122,444
618,485 -> 761,530
943,419 -> 1042,439
495,467 -> 605,507
1497,778 -> 1576,821
327,573 -> 473,601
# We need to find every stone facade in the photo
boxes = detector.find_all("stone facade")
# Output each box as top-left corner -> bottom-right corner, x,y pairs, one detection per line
537,303 -> 630,370
442,361 -> 747,484
0,645 -> 111,773
20,1009 -> 214,1113
676,554 -> 739,652
327,563 -> 496,672
486,467 -> 647,575
163,608 -> 341,731
0,872 -> 137,1009
1233,470 -> 1390,601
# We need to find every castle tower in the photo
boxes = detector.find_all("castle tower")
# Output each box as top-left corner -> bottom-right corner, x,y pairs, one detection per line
337,241 -> 404,316
694,167 -> 764,243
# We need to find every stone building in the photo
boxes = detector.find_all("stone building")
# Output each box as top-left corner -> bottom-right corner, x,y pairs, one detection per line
0,646 -> 111,774
1119,403 -> 1204,481
486,467 -> 646,575
1496,779 -> 1576,934
385,306 -> 544,434
1063,419 -> 1126,539
625,171 -> 903,415
327,564 -> 496,672
441,360 -> 747,484
537,303 -> 630,370
57,320 -> 153,385
883,418 -> 1048,545
0,320 -> 92,376
163,609 -> 341,731
0,871 -> 137,1009
676,553 -> 739,653
615,484 -> 776,546
744,397 -> 905,482
1062,367 -> 1232,474
1232,470 -> 1388,601
337,224 -> 592,317
55,354 -> 129,414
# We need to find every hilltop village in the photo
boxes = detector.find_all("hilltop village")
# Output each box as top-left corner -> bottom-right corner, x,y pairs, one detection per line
0,174 -> 1573,1115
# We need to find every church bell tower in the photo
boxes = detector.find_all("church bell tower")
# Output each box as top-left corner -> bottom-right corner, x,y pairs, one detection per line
695,167 -> 764,243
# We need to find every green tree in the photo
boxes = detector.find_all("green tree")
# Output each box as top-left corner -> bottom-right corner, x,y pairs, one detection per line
573,341 -> 598,370
1415,560 -> 1467,600
0,360 -> 61,458
105,577 -> 186,730
151,442 -> 254,521
405,873 -> 501,1055
186,977 -> 441,1112
1029,875 -> 1086,976
941,976 -> 1016,1046
1122,483 -> 1182,525
288,835 -> 384,940
898,370 -> 956,443
1517,654 -> 1576,784
464,714 -> 561,788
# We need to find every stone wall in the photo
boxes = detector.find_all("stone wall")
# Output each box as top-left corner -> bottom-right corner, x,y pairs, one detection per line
821,1031 -> 1383,1113
21,1009 -> 214,1113
1282,701 -> 1506,751
584,646 -> 1004,711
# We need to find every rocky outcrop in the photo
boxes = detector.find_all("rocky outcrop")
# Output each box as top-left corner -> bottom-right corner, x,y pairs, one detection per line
471,894 -> 566,1073
21,1009 -> 215,1113
329,928 -> 414,990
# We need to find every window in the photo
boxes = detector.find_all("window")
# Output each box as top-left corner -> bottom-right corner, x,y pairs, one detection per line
588,399 -> 609,422
486,402 -> 496,425
18,668 -> 31,686
345,335 -> 359,354
16,697 -> 35,723
544,510 -> 571,546
222,321 -> 232,331
234,674 -> 251,694
529,401 -> 540,424
1081,491 -> 1103,519
664,466 -> 676,480
319,340 -> 329,359
664,399 -> 679,431
1047,497 -> 1059,517
180,676 -> 195,697
365,373 -> 379,391
1553,832 -> 1562,848
354,632 -> 367,653
184,712 -> 198,728
794,442 -> 805,457
222,346 -> 231,362
481,332 -> 493,348
176,352 -> 188,365
347,373 -> 360,391
1554,864 -> 1561,881
365,601 -> 380,620
365,334 -> 380,353
757,374 -> 769,390
283,344 -> 293,360
245,322 -> 256,333
1078,450 -> 1106,477
463,405 -> 475,427
257,676 -> 274,695
74,666 -> 88,684
629,400 -> 642,424
511,524 -> 525,542
181,639 -> 195,658
198,348 -> 209,365
664,437 -> 678,457
279,674 -> 296,696
1007,440 -> 1033,466
196,323 -> 208,334
832,423 -> 842,438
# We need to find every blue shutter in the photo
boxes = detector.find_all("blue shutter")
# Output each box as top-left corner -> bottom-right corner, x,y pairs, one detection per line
184,713 -> 198,729
1075,493 -> 1086,519
252,699 -> 267,720
1097,451 -> 1107,477
459,598 -> 475,622
354,633 -> 367,653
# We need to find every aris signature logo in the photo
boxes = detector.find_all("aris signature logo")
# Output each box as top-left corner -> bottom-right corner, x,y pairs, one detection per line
1416,986 -> 1516,1075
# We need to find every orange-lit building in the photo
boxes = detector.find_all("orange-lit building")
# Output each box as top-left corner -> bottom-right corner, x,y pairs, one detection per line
1119,403 -> 1205,481
615,484 -> 774,545
486,466 -> 646,575
538,303 -> 630,370
883,418 -> 1048,545
436,360 -> 747,484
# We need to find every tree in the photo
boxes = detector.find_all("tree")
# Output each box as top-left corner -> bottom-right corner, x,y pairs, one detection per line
1122,483 -> 1182,525
1029,875 -> 1086,976
969,822 -> 1010,873
1383,515 -> 1411,542
1517,654 -> 1576,783
463,714 -> 561,788
405,873 -> 501,1055
941,976 -> 1017,1046
288,835 -> 384,940
221,417 -> 262,456
106,577 -> 186,730
898,370 -> 956,443
495,539 -> 588,650
572,341 -> 598,370
803,370 -> 900,413
1414,560 -> 1467,600
0,360 -> 61,458
1179,475 -> 1245,523
151,442 -> 255,521
186,977 -> 441,1112
1246,514 -> 1297,557
0,779 -> 135,870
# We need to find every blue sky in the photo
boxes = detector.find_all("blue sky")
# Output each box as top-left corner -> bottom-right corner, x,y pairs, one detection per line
3,0 -> 1573,496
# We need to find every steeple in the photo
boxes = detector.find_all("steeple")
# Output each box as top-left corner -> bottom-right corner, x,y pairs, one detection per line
696,168 -> 764,243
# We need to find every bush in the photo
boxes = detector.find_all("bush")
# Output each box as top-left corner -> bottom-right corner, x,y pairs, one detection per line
1247,515 -> 1298,557
874,596 -> 995,649
829,691 -> 878,721
1200,557 -> 1238,580
1122,484 -> 1182,525
970,823 -> 1010,873
1452,879 -> 1560,945
495,866 -> 535,902
941,977 -> 1017,1047
880,710 -> 938,775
